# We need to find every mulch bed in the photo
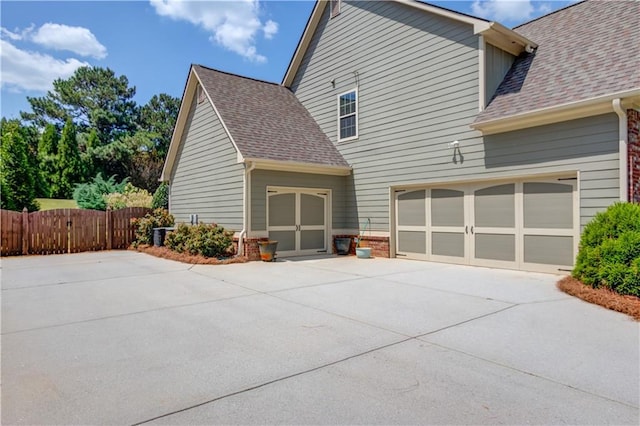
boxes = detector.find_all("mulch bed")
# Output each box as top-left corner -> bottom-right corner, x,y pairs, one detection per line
557,276 -> 640,321
132,244 -> 247,265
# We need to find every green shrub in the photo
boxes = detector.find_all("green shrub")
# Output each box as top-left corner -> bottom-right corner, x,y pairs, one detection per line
104,182 -> 152,210
74,173 -> 127,210
152,182 -> 169,209
131,208 -> 174,246
573,202 -> 640,297
165,222 -> 234,258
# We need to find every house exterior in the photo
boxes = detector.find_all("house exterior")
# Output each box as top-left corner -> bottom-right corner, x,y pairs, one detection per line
161,0 -> 640,273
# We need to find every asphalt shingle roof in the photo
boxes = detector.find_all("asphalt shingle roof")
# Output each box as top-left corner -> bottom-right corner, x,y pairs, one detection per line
475,0 -> 640,124
193,65 -> 349,168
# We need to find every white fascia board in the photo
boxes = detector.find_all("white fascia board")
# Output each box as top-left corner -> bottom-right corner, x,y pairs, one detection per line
160,67 -> 197,182
472,89 -> 640,135
246,158 -> 352,176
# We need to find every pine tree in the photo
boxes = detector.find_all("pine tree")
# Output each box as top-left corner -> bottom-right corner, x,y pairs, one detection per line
38,123 -> 59,197
0,119 -> 39,211
55,119 -> 83,198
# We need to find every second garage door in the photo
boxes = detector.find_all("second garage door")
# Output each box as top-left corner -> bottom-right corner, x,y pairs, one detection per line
394,176 -> 578,273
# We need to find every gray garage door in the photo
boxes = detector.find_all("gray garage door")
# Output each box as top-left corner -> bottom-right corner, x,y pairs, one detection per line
395,177 -> 577,273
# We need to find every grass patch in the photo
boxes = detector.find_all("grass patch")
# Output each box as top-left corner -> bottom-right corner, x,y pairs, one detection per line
557,276 -> 640,321
36,198 -> 78,210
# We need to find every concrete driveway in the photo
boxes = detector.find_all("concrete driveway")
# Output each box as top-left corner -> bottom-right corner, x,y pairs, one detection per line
2,251 -> 638,425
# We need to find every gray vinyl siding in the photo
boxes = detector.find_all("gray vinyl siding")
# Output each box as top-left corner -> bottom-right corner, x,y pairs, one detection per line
169,96 -> 244,230
485,43 -> 515,104
290,1 -> 620,232
291,0 -> 480,232
484,114 -> 620,228
250,170 -> 353,232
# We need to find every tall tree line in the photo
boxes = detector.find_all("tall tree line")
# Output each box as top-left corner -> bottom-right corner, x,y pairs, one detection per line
0,66 -> 180,210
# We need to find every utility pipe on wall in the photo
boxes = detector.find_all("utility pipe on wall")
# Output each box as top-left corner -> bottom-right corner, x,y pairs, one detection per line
238,161 -> 256,256
613,99 -> 629,202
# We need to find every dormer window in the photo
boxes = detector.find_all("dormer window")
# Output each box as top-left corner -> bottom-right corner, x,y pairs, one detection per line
331,0 -> 341,18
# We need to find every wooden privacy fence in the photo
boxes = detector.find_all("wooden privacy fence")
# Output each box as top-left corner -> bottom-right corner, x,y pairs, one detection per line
1,207 -> 151,256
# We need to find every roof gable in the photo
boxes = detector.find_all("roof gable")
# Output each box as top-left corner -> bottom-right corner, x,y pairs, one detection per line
162,65 -> 350,181
475,0 -> 640,130
282,0 -> 536,87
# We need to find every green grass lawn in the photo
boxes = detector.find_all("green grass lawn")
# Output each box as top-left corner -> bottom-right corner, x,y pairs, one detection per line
36,198 -> 78,210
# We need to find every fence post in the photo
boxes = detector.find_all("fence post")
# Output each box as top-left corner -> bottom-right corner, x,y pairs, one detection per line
106,207 -> 113,250
21,207 -> 29,255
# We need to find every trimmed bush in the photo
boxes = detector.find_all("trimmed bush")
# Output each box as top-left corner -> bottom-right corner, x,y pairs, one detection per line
165,223 -> 234,258
573,202 -> 640,297
105,182 -> 152,209
152,182 -> 169,209
131,208 -> 174,246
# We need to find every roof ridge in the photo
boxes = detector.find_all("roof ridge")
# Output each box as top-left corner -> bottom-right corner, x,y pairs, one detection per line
193,64 -> 282,87
512,0 -> 588,29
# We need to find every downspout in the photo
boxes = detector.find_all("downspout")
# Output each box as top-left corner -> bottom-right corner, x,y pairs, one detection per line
238,161 -> 256,256
613,99 -> 629,202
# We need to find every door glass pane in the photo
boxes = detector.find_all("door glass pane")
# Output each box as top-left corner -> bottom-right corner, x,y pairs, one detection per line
524,182 -> 573,229
474,184 -> 515,228
398,231 -> 426,254
268,231 -> 295,251
398,190 -> 426,226
475,234 -> 515,261
524,235 -> 573,266
300,194 -> 325,226
300,230 -> 325,250
269,194 -> 295,227
432,232 -> 464,257
431,189 -> 464,227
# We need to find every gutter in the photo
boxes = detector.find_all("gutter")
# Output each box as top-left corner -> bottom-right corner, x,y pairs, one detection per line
238,161 -> 256,257
612,99 -> 629,202
472,88 -> 640,135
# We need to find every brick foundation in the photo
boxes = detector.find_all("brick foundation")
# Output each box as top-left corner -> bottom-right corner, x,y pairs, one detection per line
333,234 -> 390,258
358,235 -> 390,258
234,235 -> 391,261
628,109 -> 640,203
232,237 -> 269,261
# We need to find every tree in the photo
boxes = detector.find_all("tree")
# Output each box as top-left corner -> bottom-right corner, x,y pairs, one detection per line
138,93 -> 180,158
38,123 -> 59,197
0,119 -> 39,211
55,119 -> 83,198
21,66 -> 137,145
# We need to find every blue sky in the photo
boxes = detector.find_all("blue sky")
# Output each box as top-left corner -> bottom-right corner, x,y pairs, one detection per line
1,0 -> 576,120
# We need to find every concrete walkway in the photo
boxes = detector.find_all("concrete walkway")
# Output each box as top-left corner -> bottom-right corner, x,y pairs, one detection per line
2,251 -> 638,425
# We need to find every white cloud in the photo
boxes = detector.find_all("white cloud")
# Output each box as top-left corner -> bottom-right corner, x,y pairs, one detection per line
30,23 -> 107,59
471,0 -> 535,23
150,0 -> 278,63
1,25 -> 34,41
0,39 -> 89,92
263,20 -> 278,40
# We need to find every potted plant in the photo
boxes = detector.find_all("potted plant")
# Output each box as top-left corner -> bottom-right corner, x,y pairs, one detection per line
257,240 -> 278,262
355,218 -> 372,259
334,236 -> 352,255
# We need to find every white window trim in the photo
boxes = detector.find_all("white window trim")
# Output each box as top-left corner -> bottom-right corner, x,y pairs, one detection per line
330,0 -> 341,18
337,88 -> 358,142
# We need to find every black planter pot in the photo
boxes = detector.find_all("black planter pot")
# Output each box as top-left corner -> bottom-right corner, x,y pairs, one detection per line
334,237 -> 352,255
